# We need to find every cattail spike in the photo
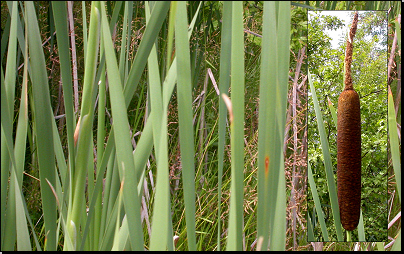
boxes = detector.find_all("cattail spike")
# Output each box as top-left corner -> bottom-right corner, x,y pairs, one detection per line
338,11 -> 361,231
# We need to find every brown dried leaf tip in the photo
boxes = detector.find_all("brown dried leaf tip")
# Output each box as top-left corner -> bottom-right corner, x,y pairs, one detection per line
344,12 -> 359,91
221,93 -> 233,124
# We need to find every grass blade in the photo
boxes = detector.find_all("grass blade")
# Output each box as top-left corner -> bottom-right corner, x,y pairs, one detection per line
309,72 -> 343,241
13,10 -> 32,249
174,1 -> 197,250
13,172 -> 32,250
391,230 -> 401,251
100,1 -> 143,249
307,213 -> 315,242
123,1 -> 170,107
270,2 -> 290,250
147,0 -> 172,250
217,2 -> 232,250
165,2 -> 176,74
328,97 -> 337,127
118,1 -> 128,82
51,1 -> 76,186
226,1 -> 244,250
257,2 -> 290,250
1,72 -> 18,251
388,86 -> 401,202
307,162 -> 329,241
4,1 -> 18,110
1,1 -> 19,249
358,209 -> 365,241
64,2 -> 100,249
26,1 -> 57,249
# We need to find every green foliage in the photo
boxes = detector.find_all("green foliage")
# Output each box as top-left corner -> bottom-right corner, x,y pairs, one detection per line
1,1 -> 400,251
290,5 -> 308,52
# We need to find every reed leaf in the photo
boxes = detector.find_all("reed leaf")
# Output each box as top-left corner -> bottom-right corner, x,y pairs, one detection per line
388,86 -> 401,202
13,173 -> 31,250
358,209 -> 365,241
226,1 -> 244,250
100,1 -> 143,250
257,1 -> 290,250
147,0 -> 172,250
64,2 -> 100,249
308,162 -> 329,241
173,1 -> 197,250
391,231 -> 401,251
309,72 -> 343,241
328,97 -> 337,128
307,213 -> 315,242
217,1 -> 232,250
26,1 -> 58,250
1,1 -> 19,249
13,17 -> 31,250
51,0 -> 76,201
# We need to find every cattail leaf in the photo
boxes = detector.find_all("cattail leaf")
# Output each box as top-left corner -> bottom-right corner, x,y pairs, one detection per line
308,163 -> 330,241
309,72 -> 344,241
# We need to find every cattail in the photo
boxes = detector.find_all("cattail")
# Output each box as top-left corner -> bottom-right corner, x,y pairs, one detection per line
337,11 -> 361,231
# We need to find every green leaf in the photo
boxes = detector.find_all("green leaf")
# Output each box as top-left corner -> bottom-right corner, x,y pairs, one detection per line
226,1 -> 244,250
217,1 -> 232,250
26,1 -> 57,250
388,86 -> 401,202
100,1 -> 143,250
257,2 -> 290,250
309,72 -> 343,241
308,162 -> 329,241
173,1 -> 197,250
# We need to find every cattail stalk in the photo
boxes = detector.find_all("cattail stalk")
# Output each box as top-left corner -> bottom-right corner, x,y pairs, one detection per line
337,11 -> 361,231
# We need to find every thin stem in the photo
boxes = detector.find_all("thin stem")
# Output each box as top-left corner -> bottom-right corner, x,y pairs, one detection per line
344,11 -> 358,91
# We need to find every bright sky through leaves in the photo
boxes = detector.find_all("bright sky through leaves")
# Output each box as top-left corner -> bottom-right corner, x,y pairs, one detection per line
316,11 -> 351,49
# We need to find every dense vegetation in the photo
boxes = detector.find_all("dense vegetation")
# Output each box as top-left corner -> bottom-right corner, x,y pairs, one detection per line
1,1 -> 401,251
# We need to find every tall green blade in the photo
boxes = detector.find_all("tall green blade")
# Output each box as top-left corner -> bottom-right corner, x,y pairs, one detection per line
93,1 -> 171,196
388,86 -> 401,202
270,2 -> 290,250
308,72 -> 343,241
118,1 -> 128,83
26,1 -> 57,250
257,2 -> 290,250
52,0 -> 76,186
148,0 -> 172,250
100,1 -> 143,250
13,10 -> 31,249
1,1 -> 19,249
226,1 -> 244,250
174,1 -> 197,250
308,162 -> 329,241
64,2 -> 100,249
217,1 -> 232,250
123,1 -> 171,107
13,173 -> 31,250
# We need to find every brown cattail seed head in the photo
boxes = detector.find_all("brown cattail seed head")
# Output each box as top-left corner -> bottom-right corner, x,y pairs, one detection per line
337,89 -> 361,231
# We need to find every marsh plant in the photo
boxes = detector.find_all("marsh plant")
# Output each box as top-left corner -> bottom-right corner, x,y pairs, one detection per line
1,1 -> 401,251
